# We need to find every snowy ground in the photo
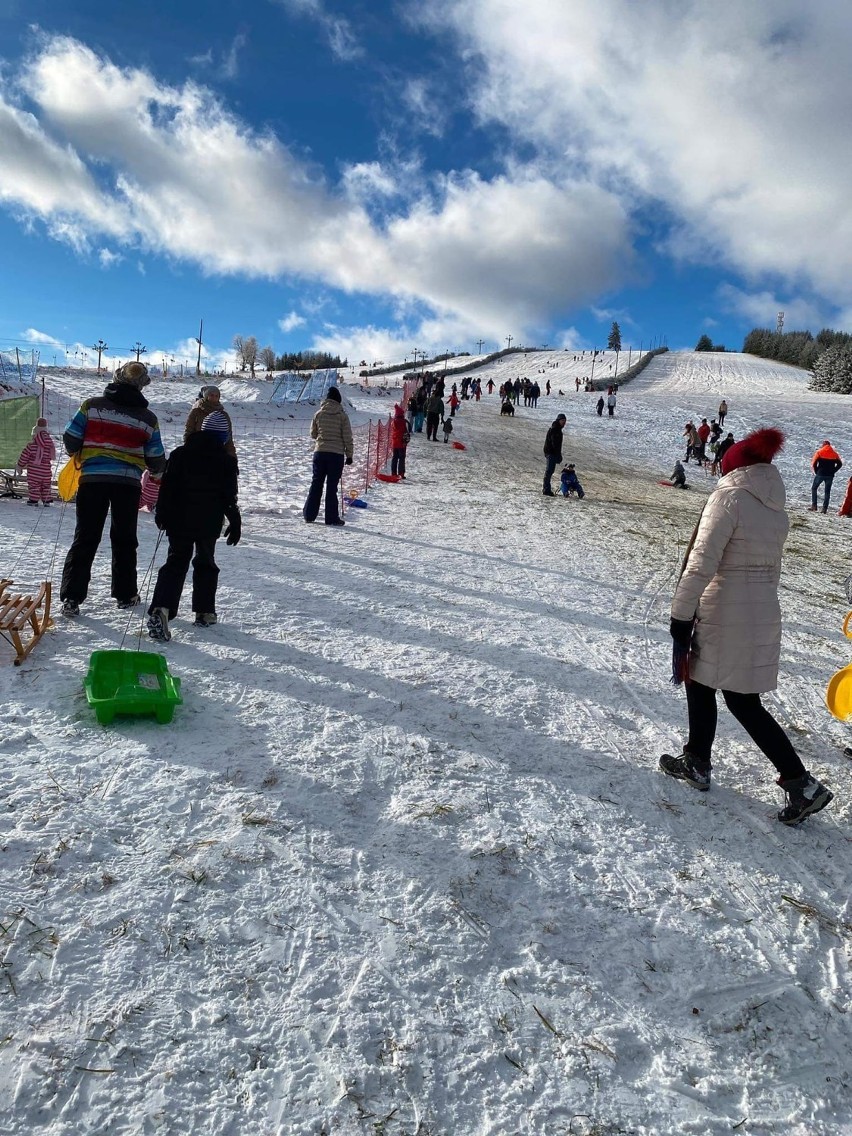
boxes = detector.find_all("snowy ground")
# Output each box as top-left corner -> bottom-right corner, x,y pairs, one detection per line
1,352 -> 851,1136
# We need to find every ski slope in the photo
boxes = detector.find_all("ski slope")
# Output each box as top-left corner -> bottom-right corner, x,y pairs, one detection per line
1,352 -> 851,1135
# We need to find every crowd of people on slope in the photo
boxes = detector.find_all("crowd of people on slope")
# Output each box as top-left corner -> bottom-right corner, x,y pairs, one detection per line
8,360 -> 843,823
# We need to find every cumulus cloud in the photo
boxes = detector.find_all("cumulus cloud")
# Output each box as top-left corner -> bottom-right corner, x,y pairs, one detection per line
717,283 -> 827,330
417,0 -> 852,310
98,247 -> 122,268
21,327 -> 64,348
278,311 -> 307,333
0,34 -> 635,340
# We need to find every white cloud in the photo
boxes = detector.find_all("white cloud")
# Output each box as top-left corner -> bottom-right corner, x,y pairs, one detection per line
20,327 -> 64,348
417,0 -> 852,310
98,247 -> 122,268
717,283 -> 826,330
222,32 -> 247,80
278,311 -> 307,333
270,0 -> 362,61
0,35 -> 635,340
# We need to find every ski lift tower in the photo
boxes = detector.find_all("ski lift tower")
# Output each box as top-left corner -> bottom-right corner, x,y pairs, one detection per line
777,311 -> 785,334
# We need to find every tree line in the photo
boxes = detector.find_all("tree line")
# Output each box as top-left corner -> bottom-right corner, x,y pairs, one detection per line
741,327 -> 852,392
232,335 -> 346,376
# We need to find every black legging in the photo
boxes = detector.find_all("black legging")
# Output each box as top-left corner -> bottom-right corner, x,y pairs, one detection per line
685,680 -> 806,780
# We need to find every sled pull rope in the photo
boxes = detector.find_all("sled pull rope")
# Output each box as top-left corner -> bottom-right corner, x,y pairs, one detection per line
118,529 -> 165,653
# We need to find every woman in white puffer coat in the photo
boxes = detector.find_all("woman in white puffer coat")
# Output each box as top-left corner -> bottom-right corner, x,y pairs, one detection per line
661,428 -> 833,825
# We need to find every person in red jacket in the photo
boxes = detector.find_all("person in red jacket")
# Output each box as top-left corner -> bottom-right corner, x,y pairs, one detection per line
448,390 -> 460,417
811,440 -> 843,513
390,404 -> 409,478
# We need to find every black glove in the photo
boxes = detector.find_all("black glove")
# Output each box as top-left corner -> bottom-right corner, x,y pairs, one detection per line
345,456 -> 353,465
669,617 -> 694,648
224,507 -> 242,546
154,514 -> 166,532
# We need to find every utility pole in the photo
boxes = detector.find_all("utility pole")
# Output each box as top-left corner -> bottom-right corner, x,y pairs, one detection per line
505,335 -> 513,351
134,342 -> 147,362
476,338 -> 485,353
92,339 -> 108,372
195,319 -> 203,375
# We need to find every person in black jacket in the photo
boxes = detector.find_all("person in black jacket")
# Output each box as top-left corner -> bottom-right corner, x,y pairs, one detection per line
146,411 -> 240,641
542,414 -> 567,496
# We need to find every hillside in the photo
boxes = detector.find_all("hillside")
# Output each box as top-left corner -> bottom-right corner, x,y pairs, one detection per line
1,351 -> 850,1135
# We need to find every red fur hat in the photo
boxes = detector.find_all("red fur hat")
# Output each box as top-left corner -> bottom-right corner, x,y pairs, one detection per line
720,427 -> 785,475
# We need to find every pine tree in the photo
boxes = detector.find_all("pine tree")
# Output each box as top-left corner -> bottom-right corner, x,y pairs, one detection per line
810,343 -> 852,393
695,334 -> 714,351
607,322 -> 622,353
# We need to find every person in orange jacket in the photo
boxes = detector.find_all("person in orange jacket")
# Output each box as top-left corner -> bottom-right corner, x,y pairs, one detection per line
811,440 -> 843,513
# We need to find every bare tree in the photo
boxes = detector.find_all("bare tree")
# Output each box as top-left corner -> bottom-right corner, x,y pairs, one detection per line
259,345 -> 276,372
233,334 -> 246,371
244,336 -> 258,378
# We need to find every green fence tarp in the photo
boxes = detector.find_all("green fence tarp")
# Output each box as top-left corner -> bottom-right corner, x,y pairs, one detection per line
0,396 -> 39,469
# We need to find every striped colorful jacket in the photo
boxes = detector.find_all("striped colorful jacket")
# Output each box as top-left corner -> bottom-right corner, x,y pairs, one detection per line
64,382 -> 166,485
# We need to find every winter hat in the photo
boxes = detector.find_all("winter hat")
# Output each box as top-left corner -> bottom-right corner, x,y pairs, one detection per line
393,403 -> 404,417
200,384 -> 220,398
118,361 -> 150,389
720,427 -> 785,476
325,386 -> 342,403
32,417 -> 48,436
201,410 -> 230,444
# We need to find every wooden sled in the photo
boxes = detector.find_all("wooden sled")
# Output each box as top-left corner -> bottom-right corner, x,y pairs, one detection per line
0,578 -> 53,665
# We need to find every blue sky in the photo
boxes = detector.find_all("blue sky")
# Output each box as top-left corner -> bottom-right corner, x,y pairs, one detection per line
1,0 -> 851,371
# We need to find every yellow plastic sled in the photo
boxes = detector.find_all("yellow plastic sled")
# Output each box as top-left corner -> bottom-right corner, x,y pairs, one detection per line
825,611 -> 852,720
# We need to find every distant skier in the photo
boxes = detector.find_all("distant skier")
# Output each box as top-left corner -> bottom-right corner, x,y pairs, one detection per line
486,378 -> 494,395
607,390 -> 617,417
718,399 -> 728,426
546,380 -> 551,396
596,396 -> 604,417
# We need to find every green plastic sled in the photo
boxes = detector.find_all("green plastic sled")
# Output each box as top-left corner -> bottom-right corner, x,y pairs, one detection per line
84,649 -> 183,725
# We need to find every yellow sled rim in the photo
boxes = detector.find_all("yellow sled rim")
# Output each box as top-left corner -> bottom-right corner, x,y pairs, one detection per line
843,611 -> 852,639
825,663 -> 852,721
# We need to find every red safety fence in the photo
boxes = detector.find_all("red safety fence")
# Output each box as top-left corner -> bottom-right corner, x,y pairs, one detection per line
341,416 -> 394,509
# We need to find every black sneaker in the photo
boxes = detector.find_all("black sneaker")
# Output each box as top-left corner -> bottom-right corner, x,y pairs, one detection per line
542,488 -> 555,497
325,518 -> 345,526
61,599 -> 80,618
777,772 -> 833,825
116,594 -> 141,610
146,608 -> 171,642
659,751 -> 711,791
194,612 -> 217,627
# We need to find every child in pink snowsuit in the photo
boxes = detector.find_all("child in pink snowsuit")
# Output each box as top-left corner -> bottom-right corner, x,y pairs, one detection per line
139,468 -> 162,512
17,418 -> 55,505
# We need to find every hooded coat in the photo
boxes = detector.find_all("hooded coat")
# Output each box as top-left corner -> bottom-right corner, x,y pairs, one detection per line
309,398 -> 354,460
671,462 -> 789,693
184,397 -> 237,457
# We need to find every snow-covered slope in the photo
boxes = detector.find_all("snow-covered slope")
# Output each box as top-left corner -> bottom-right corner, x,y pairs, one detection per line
1,353 -> 850,1135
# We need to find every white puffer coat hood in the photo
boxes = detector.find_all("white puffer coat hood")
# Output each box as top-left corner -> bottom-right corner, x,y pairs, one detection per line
671,462 -> 789,694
